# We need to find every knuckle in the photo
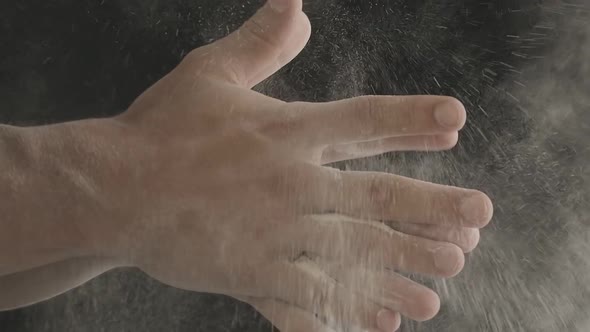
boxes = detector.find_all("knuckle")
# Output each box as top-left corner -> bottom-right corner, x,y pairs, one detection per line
436,132 -> 459,149
181,48 -> 199,64
370,225 -> 398,262
241,17 -> 278,51
179,47 -> 228,81
361,230 -> 385,263
401,97 -> 419,131
367,173 -> 394,209
276,163 -> 317,200
355,96 -> 383,136
462,228 -> 480,252
181,48 -> 208,71
259,105 -> 304,139
268,164 -> 299,197
319,167 -> 344,208
181,46 -> 241,84
285,101 -> 313,120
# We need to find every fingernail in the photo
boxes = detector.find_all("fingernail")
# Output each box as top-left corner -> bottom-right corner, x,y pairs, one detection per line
434,102 -> 460,128
461,193 -> 493,225
376,309 -> 398,332
269,0 -> 289,12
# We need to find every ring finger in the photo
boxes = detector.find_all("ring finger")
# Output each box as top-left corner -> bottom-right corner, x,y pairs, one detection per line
282,214 -> 465,277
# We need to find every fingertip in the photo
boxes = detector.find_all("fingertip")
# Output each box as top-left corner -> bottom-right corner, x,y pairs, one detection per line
450,97 -> 467,129
462,228 -> 481,253
268,0 -> 303,13
449,245 -> 466,277
435,244 -> 465,277
392,312 -> 401,331
481,194 -> 494,226
434,132 -> 459,150
434,98 -> 467,130
412,289 -> 441,322
376,309 -> 401,332
461,192 -> 494,227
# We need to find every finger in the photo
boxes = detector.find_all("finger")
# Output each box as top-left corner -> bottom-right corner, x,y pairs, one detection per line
321,263 -> 441,322
187,0 -> 311,88
307,167 -> 493,228
290,95 -> 466,147
275,259 -> 400,332
321,132 -> 459,164
286,214 -> 465,278
237,296 -> 338,332
386,222 -> 480,253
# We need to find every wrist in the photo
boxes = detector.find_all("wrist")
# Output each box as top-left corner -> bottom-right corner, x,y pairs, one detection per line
15,119 -> 137,264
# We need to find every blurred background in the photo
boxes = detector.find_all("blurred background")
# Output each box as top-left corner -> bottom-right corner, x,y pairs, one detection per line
1,0 -> 589,331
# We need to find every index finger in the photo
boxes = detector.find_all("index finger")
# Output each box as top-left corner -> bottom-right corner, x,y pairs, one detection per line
290,95 -> 466,147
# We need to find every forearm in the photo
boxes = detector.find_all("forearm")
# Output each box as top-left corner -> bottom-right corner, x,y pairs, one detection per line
0,121 -> 126,276
0,256 -> 122,311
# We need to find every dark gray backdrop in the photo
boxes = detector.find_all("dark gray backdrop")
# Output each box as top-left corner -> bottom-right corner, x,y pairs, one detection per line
1,0 -> 589,331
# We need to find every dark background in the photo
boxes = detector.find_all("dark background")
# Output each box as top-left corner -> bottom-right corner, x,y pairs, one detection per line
1,0 -> 589,331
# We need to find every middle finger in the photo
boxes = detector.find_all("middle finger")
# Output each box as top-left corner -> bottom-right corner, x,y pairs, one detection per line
308,167 -> 493,228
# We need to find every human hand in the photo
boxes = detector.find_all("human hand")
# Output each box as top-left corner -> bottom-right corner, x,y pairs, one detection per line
61,0 -> 493,331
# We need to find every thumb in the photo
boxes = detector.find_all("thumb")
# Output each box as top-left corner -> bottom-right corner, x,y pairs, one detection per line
192,0 -> 311,88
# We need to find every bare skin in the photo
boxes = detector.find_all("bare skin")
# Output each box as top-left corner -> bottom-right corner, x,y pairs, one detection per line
0,0 -> 492,331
